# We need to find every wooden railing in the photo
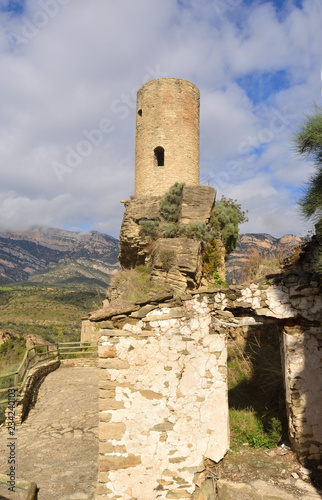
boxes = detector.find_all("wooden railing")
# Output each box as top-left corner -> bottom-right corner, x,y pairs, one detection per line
0,344 -> 58,405
0,473 -> 37,499
57,341 -> 98,359
0,341 -> 98,406
0,340 -> 98,499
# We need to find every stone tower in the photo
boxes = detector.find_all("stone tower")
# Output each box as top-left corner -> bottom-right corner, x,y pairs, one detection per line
134,78 -> 200,198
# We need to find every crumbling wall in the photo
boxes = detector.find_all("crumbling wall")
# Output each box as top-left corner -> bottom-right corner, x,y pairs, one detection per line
210,271 -> 322,466
87,249 -> 322,499
96,295 -> 229,499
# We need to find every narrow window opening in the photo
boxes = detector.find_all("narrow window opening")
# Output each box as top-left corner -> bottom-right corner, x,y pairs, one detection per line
154,146 -> 164,167
138,109 -> 142,117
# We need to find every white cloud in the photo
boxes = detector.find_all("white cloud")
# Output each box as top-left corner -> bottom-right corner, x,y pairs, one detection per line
0,0 -> 320,238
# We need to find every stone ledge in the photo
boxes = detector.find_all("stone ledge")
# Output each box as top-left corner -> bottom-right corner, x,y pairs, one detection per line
100,329 -> 157,337
99,454 -> 141,471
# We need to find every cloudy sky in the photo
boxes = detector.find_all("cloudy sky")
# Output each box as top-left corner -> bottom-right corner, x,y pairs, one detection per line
0,0 -> 321,238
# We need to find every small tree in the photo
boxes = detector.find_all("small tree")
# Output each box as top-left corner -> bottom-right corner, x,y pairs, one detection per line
159,182 -> 185,222
292,104 -> 322,222
210,196 -> 248,254
292,104 -> 322,273
159,249 -> 176,274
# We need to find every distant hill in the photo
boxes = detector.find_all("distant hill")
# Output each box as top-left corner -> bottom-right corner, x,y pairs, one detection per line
226,233 -> 303,284
0,227 -> 119,290
0,227 -> 303,289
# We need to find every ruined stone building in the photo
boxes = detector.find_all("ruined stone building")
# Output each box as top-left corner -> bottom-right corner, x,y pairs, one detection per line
81,78 -> 322,499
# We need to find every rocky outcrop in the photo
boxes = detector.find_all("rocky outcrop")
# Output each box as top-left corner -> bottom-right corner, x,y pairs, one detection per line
150,237 -> 203,291
118,186 -> 217,292
118,197 -> 162,269
0,330 -> 19,345
180,185 -> 216,224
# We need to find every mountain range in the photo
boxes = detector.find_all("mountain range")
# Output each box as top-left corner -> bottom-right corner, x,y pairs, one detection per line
0,227 -> 120,290
226,233 -> 303,283
0,227 -> 303,288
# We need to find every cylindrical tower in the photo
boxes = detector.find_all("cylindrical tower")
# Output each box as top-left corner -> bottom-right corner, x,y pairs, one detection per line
135,78 -> 200,198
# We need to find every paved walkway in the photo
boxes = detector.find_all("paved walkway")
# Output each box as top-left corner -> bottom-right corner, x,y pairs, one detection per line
0,366 -> 99,500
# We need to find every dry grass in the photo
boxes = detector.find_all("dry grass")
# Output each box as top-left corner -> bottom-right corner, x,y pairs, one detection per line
110,266 -> 164,305
240,248 -> 284,282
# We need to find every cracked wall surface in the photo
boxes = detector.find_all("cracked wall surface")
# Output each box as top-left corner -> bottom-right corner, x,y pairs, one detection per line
96,296 -> 229,499
88,260 -> 322,498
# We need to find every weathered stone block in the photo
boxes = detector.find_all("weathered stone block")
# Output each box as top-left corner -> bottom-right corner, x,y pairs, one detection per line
99,422 -> 126,441
151,238 -> 203,292
100,320 -> 114,329
191,479 -> 216,500
180,185 -> 216,225
99,358 -> 129,369
99,454 -> 141,471
166,490 -> 191,499
99,398 -> 125,411
98,345 -> 117,358
99,442 -> 127,454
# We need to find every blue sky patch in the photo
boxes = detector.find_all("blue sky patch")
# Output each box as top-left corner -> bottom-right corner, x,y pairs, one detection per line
243,0 -> 303,11
1,0 -> 25,15
236,69 -> 290,105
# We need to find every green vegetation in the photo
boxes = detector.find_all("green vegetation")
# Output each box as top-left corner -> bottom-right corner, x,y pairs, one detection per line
230,409 -> 282,450
159,250 -> 176,274
293,104 -> 322,272
292,104 -> 322,222
179,221 -> 213,241
0,285 -> 102,343
137,185 -> 248,285
159,182 -> 185,222
227,324 -> 286,450
0,335 -> 27,422
0,335 -> 26,371
139,220 -> 160,240
210,196 -> 248,254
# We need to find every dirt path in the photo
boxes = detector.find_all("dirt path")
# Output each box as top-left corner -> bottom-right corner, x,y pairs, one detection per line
0,364 -> 320,500
219,446 -> 322,499
0,365 -> 99,500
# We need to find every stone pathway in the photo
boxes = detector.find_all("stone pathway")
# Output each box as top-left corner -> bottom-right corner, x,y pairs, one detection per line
0,365 -> 99,500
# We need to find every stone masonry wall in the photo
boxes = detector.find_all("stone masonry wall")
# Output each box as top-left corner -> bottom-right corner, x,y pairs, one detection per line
135,78 -> 200,198
96,295 -> 229,499
209,270 -> 322,466
85,246 -> 322,496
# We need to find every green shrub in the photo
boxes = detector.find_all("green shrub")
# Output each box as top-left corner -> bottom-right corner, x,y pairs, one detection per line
210,196 -> 248,254
159,250 -> 176,273
162,223 -> 178,238
139,220 -> 159,240
178,221 -> 208,240
135,264 -> 151,276
160,182 -> 185,223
